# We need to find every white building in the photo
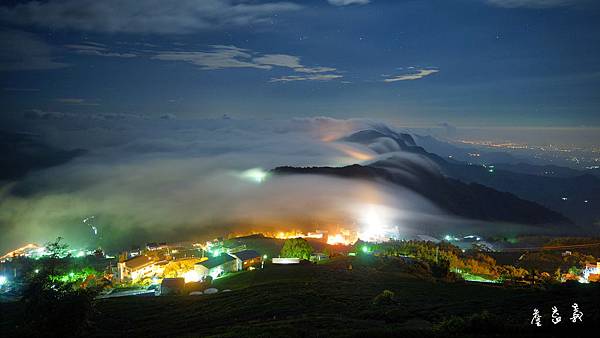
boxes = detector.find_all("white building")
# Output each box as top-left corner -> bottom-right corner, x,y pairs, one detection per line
117,255 -> 166,282
194,253 -> 238,280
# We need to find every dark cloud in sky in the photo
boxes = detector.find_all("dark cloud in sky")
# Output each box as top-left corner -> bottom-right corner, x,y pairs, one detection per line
0,29 -> 67,71
0,0 -> 302,34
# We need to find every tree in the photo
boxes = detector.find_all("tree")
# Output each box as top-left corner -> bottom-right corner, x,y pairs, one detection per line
42,236 -> 70,276
554,267 -> 562,282
163,259 -> 198,278
280,238 -> 313,260
20,237 -> 102,337
568,266 -> 582,275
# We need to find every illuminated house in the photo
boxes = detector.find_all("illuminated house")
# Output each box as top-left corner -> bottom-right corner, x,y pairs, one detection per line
117,255 -> 165,282
194,253 -> 238,280
230,250 -> 262,270
582,262 -> 600,283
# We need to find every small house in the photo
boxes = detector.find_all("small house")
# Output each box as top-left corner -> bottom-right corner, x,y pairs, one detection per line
272,257 -> 300,264
310,252 -> 328,262
582,262 -> 600,282
194,253 -> 238,280
230,250 -> 262,270
117,255 -> 164,282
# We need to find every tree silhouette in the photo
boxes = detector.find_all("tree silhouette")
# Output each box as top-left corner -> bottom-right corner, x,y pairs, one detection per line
20,237 -> 101,337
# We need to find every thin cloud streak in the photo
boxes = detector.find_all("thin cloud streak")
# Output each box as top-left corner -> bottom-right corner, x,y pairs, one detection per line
270,74 -> 343,82
152,45 -> 342,81
383,69 -> 439,82
328,0 -> 371,6
485,0 -> 583,8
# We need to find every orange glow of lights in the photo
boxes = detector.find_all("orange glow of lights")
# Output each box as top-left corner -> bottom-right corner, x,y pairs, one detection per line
1,243 -> 41,261
228,229 -> 359,245
329,143 -> 374,161
327,234 -> 348,245
321,134 -> 339,142
273,231 -> 324,240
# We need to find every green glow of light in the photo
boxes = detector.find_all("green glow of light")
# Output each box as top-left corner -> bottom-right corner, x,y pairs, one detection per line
263,254 -> 268,259
240,168 -> 269,183
362,246 -> 369,253
51,267 -> 96,284
209,267 -> 224,280
452,268 -> 499,284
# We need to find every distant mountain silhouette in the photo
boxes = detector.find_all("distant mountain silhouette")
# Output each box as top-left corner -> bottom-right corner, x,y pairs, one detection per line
440,161 -> 600,226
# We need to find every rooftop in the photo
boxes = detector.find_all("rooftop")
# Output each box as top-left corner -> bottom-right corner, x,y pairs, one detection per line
231,250 -> 261,261
123,255 -> 156,270
196,254 -> 235,269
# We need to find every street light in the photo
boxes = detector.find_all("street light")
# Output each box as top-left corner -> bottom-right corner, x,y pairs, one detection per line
262,255 -> 268,269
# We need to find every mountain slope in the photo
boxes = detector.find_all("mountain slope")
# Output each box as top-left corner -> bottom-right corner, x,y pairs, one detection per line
272,161 -> 572,227
340,128 -> 600,228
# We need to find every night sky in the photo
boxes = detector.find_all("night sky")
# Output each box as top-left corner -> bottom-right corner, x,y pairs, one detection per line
1,1 -> 600,251
1,0 -> 600,127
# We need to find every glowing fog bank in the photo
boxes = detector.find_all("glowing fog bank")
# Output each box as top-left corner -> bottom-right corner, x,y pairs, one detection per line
357,204 -> 400,243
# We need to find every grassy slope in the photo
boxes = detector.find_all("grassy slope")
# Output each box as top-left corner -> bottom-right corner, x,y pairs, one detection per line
1,255 -> 597,337
83,256 -> 599,337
